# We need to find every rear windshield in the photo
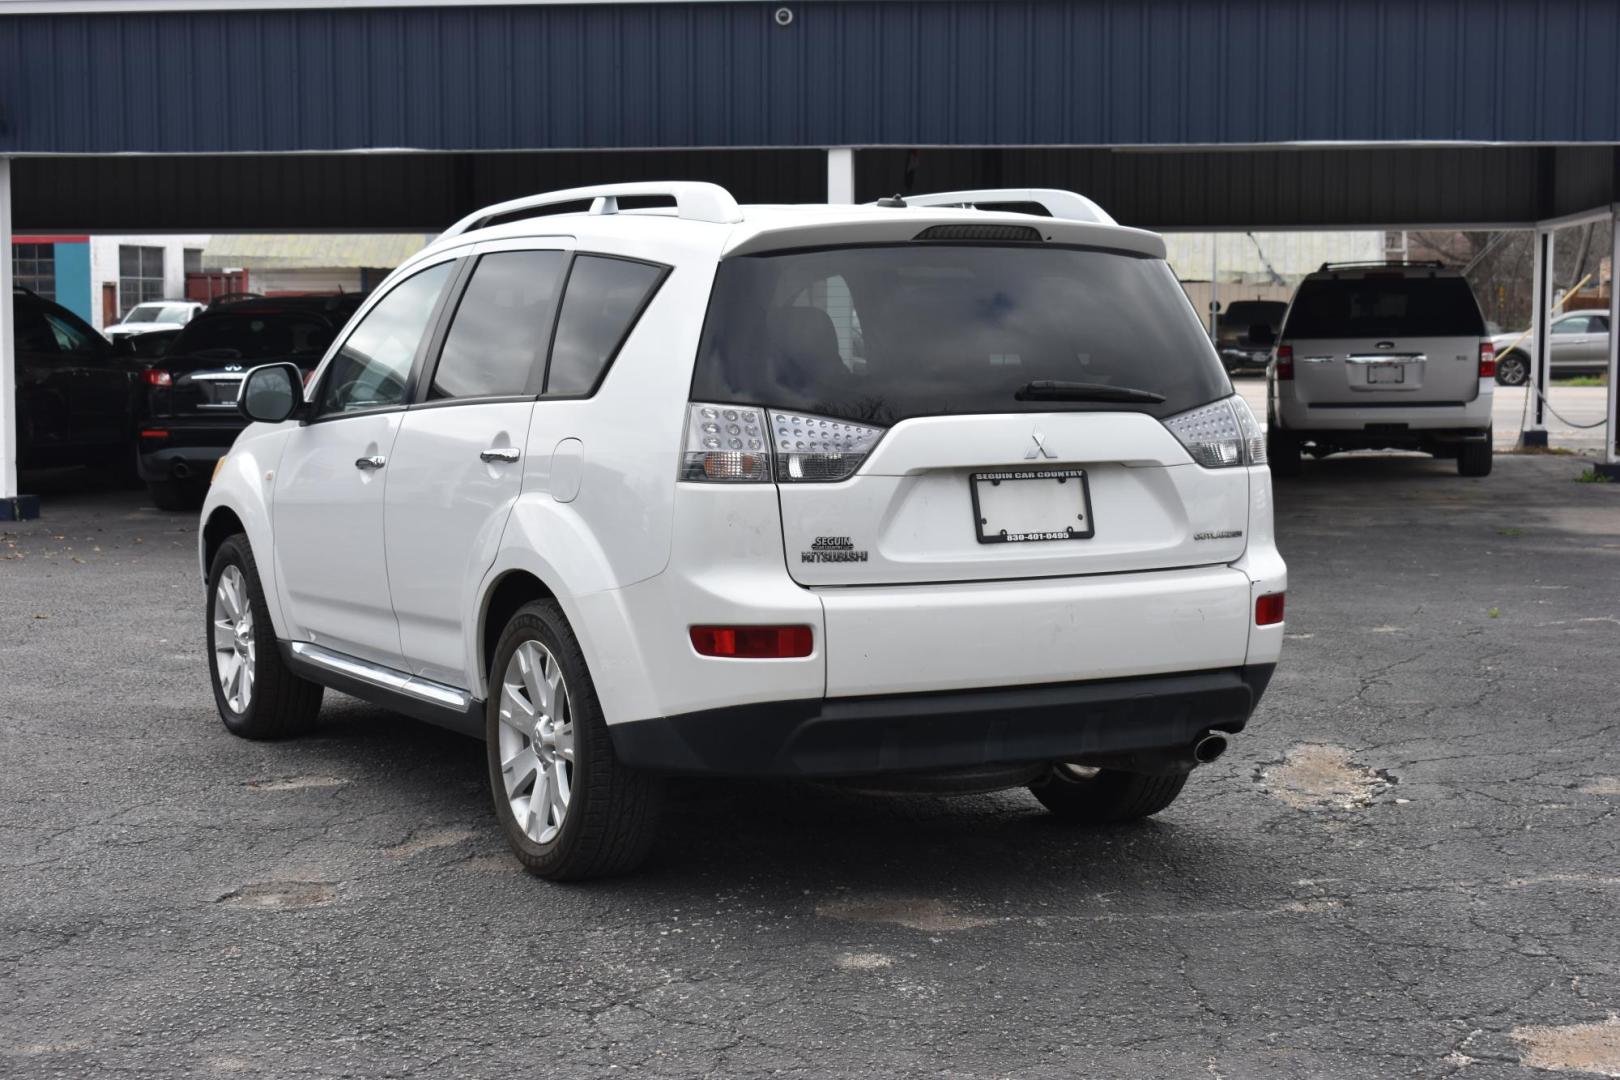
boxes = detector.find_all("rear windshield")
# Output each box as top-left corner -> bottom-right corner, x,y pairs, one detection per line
1223,301 -> 1284,328
1283,276 -> 1485,338
171,312 -> 338,361
691,245 -> 1229,424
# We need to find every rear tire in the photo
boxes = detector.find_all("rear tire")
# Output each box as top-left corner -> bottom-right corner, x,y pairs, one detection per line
148,478 -> 204,512
486,600 -> 664,881
1458,434 -> 1493,477
207,535 -> 324,739
1268,426 -> 1302,477
1495,351 -> 1529,387
1030,765 -> 1188,824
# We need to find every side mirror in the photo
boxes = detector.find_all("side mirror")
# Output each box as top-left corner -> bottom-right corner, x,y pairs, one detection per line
239,362 -> 304,424
1249,324 -> 1276,347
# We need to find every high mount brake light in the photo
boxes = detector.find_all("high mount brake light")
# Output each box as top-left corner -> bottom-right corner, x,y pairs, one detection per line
1479,341 -> 1496,379
681,403 -> 884,484
1275,345 -> 1294,380
1162,394 -> 1267,468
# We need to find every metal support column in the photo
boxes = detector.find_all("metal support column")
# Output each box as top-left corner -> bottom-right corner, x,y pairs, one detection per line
826,148 -> 856,205
1522,227 -> 1553,448
1602,206 -> 1620,478
0,156 -> 37,520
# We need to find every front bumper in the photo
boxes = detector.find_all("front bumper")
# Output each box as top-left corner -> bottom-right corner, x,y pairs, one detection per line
609,664 -> 1275,777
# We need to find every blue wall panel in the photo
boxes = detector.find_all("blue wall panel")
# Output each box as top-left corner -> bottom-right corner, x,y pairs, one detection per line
51,241 -> 91,325
4,1 -> 1620,155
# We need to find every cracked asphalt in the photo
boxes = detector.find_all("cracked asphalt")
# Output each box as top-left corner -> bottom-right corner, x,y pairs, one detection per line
3,453 -> 1619,1078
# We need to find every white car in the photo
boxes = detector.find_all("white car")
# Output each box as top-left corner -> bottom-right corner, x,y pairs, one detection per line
202,183 -> 1286,880
107,300 -> 204,339
1266,262 -> 1495,477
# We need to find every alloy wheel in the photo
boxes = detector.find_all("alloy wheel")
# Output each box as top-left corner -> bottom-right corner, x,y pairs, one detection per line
497,640 -> 576,844
212,565 -> 256,713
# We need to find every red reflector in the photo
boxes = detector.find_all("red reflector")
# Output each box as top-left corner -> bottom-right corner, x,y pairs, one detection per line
690,625 -> 813,659
1256,593 -> 1286,626
1275,345 -> 1294,381
139,429 -> 169,439
143,368 -> 172,387
1478,341 -> 1496,379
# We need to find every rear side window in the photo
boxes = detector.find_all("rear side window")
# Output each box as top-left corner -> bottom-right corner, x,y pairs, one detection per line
692,245 -> 1229,424
430,250 -> 568,400
544,256 -> 667,397
1283,276 -> 1485,338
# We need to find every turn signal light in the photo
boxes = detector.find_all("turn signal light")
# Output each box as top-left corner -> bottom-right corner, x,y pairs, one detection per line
143,368 -> 172,388
1275,345 -> 1294,381
1478,341 -> 1496,379
1256,593 -> 1286,626
690,625 -> 814,659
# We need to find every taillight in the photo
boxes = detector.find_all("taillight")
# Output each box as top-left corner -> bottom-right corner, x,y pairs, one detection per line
1275,345 -> 1294,381
1256,593 -> 1286,626
690,625 -> 814,659
138,428 -> 169,440
1163,394 -> 1267,468
1478,341 -> 1496,379
143,368 -> 172,388
681,403 -> 885,484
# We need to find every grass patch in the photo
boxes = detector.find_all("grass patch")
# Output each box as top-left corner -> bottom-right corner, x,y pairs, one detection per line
1552,375 -> 1608,387
1497,527 -> 1523,537
1487,607 -> 1501,619
1575,467 -> 1612,483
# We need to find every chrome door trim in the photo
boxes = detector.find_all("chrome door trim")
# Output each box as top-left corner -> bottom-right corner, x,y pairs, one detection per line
289,641 -> 472,710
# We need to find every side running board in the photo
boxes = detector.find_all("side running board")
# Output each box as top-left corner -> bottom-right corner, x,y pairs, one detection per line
283,641 -> 483,739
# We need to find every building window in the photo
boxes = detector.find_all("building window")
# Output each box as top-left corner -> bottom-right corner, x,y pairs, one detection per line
13,243 -> 56,300
119,245 -> 166,316
184,248 -> 203,275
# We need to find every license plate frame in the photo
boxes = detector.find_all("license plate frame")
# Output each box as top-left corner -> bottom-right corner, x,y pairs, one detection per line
1366,364 -> 1406,385
969,468 -> 1094,545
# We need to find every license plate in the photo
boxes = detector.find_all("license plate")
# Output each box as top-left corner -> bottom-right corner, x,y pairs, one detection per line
1367,365 -> 1405,384
970,468 -> 1094,544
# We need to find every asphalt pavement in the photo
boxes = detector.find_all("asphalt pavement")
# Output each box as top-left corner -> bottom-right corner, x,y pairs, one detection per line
3,454 -> 1619,1078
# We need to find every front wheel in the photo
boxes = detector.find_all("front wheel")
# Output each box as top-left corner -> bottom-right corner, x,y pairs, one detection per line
1030,764 -> 1188,823
486,600 -> 663,880
148,478 -> 204,512
207,535 -> 323,739
1495,352 -> 1529,387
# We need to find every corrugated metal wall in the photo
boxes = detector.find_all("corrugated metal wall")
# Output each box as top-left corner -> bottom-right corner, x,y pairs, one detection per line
5,1 -> 1620,154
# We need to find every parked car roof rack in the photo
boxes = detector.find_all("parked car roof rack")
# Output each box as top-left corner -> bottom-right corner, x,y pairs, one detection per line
893,188 -> 1117,226
1317,260 -> 1447,272
441,181 -> 745,239
206,292 -> 266,309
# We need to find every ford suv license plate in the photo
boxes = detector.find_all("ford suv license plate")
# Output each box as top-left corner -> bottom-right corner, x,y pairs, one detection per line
970,468 -> 1094,544
1367,365 -> 1405,384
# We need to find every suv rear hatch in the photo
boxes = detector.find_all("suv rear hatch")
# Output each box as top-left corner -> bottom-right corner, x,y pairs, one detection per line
688,241 -> 1257,587
146,308 -> 339,420
1281,271 -> 1486,406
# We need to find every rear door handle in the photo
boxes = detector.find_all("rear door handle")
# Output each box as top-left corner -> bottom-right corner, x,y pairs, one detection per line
480,447 -> 521,463
354,455 -> 386,470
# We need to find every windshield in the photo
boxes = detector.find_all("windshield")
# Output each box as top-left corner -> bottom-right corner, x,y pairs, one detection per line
170,312 -> 335,361
1284,276 -> 1485,338
692,245 -> 1230,424
124,303 -> 170,324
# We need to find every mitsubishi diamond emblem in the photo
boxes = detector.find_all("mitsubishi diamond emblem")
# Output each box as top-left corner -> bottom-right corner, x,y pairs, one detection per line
1025,430 -> 1056,460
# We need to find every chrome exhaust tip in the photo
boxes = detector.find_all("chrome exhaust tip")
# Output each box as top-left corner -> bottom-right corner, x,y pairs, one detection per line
1192,732 -> 1229,765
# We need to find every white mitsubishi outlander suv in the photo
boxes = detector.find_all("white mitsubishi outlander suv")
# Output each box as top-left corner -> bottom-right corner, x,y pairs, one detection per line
203,183 -> 1286,880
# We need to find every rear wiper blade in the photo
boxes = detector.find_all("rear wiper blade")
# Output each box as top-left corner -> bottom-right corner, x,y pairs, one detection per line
1014,380 -> 1167,404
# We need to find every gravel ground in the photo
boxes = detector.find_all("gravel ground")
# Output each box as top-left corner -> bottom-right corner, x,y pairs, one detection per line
3,454 -> 1618,1079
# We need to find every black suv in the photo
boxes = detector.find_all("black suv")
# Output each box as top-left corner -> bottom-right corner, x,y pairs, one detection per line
1215,299 -> 1287,373
11,286 -> 141,476
136,294 -> 366,509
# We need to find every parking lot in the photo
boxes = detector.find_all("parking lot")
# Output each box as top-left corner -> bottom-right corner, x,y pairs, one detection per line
3,452 -> 1617,1078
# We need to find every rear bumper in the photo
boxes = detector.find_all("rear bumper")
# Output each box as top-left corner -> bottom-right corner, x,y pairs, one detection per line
611,664 -> 1276,777
1276,387 -> 1492,433
136,421 -> 241,481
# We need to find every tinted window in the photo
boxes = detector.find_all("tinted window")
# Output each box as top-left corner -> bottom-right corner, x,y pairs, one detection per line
41,310 -> 101,354
172,312 -> 336,361
692,245 -> 1228,424
545,256 -> 666,396
1552,315 -> 1593,334
430,250 -> 567,400
318,261 -> 455,416
1283,276 -> 1485,338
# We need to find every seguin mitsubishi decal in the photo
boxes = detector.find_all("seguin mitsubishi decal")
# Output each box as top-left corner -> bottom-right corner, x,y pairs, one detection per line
1193,530 -> 1244,541
801,536 -> 869,563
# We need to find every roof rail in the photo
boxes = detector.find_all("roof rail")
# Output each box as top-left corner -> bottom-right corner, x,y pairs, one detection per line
894,188 -> 1116,226
441,181 -> 743,239
1317,260 -> 1447,272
